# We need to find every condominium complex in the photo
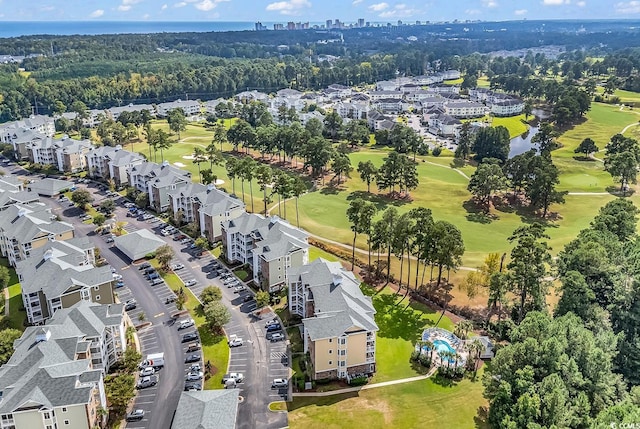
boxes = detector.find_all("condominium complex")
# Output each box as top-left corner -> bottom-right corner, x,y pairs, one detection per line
288,258 -> 378,380
16,238 -> 114,325
222,213 -> 309,291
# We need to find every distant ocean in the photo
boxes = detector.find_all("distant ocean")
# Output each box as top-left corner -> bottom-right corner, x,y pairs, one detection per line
0,21 -> 273,38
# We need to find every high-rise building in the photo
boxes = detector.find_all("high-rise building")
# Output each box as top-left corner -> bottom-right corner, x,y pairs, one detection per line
358,18 -> 365,28
326,19 -> 332,29
255,22 -> 267,31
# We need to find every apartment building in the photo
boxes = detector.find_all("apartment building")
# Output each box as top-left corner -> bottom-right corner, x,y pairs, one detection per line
0,203 -> 75,266
444,101 -> 487,119
168,183 -> 245,242
368,90 -> 403,101
156,99 -> 201,118
108,103 -> 154,121
288,258 -> 378,380
336,102 -> 369,120
0,115 -> 55,144
2,129 -> 46,160
85,145 -> 144,186
491,98 -> 525,117
128,161 -> 191,212
17,238 -> 114,325
0,301 -> 127,429
221,214 -> 309,291
0,177 -> 39,209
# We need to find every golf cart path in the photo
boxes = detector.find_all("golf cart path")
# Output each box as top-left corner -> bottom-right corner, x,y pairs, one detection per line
292,367 -> 438,397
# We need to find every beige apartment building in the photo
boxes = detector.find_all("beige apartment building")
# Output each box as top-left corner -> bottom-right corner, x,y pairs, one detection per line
288,259 -> 378,380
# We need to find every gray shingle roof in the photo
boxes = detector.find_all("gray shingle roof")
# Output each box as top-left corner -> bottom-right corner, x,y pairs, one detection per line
113,229 -> 166,261
16,241 -> 112,297
292,259 -> 378,341
171,390 -> 239,429
27,178 -> 73,196
0,203 -> 74,243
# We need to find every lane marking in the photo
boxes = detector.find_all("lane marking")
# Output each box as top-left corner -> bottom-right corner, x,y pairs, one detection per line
154,312 -> 165,318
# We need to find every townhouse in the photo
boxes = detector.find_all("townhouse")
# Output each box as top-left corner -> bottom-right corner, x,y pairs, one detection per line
428,113 -> 462,137
0,203 -> 75,267
86,145 -> 144,185
156,99 -> 201,118
0,301 -> 127,429
128,161 -> 191,212
288,258 -> 378,380
221,213 -> 309,292
17,239 -> 115,325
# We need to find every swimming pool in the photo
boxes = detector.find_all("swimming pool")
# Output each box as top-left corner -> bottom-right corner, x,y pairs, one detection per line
433,339 -> 456,355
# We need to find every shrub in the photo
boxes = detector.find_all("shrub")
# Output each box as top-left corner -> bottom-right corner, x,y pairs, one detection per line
418,354 -> 432,368
348,376 -> 369,386
144,252 -> 156,259
410,350 -> 421,362
432,146 -> 442,157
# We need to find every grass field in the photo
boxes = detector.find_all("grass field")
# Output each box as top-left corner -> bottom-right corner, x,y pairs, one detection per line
364,285 -> 455,383
288,368 -> 487,429
0,258 -> 25,331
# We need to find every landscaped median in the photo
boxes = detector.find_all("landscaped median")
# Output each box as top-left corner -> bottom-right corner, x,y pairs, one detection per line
152,259 -> 230,389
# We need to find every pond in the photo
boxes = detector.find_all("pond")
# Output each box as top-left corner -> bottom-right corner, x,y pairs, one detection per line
509,126 -> 539,158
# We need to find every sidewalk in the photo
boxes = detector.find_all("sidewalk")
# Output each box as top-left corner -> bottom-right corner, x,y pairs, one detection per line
292,367 -> 437,397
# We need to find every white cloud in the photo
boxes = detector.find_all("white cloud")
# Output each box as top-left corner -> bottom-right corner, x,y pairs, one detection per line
576,1 -> 586,6
514,8 -> 528,15
89,9 -> 104,18
161,4 -> 168,10
542,0 -> 569,4
465,8 -> 481,15
40,5 -> 55,11
195,0 -> 216,10
369,2 -> 389,11
353,0 -> 363,4
482,0 -> 498,7
378,3 -> 419,18
142,13 -> 150,19
174,2 -> 187,7
266,0 -> 312,15
117,5 -> 131,11
615,1 -> 640,13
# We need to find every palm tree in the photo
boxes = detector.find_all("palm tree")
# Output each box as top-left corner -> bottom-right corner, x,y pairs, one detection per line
205,143 -> 223,171
454,320 -> 473,340
155,129 -> 171,162
192,147 -> 206,182
466,339 -> 484,376
243,158 -> 257,213
143,124 -> 155,161
290,177 -> 307,228
423,340 -> 434,362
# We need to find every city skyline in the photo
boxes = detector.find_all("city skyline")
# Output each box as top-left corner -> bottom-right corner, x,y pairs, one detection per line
0,0 -> 639,23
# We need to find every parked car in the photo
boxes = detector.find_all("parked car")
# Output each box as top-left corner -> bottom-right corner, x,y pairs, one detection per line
180,238 -> 192,245
265,319 -> 280,328
115,281 -> 125,289
189,364 -> 201,373
185,371 -> 203,381
178,318 -> 195,330
126,410 -> 145,422
271,378 -> 288,388
186,343 -> 201,352
243,295 -> 255,303
136,375 -> 158,389
151,278 -> 165,286
182,332 -> 199,343
266,323 -> 282,332
233,285 -> 246,293
184,381 -> 202,391
228,337 -> 244,347
222,373 -> 244,384
173,234 -> 186,241
139,367 -> 155,377
105,237 -> 114,243
171,263 -> 185,271
184,279 -> 197,287
185,353 -> 201,363
124,300 -> 137,311
269,332 -> 285,342
147,272 -> 160,281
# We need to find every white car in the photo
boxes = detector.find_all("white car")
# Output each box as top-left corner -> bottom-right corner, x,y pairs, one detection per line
185,371 -> 203,381
171,263 -> 185,271
178,318 -> 195,330
139,367 -> 155,377
180,238 -> 192,245
185,279 -> 197,287
222,373 -> 244,384
228,337 -> 244,347
233,285 -> 246,293
271,378 -> 288,388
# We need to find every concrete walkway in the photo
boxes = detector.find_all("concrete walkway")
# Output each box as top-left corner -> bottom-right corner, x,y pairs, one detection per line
292,367 -> 437,397
3,287 -> 9,317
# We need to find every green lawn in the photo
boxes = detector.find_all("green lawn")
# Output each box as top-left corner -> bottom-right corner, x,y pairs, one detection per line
492,114 -> 529,138
364,285 -> 455,383
155,258 -> 230,388
308,246 -> 340,263
288,368 -> 488,429
0,258 -> 25,331
183,288 -> 229,389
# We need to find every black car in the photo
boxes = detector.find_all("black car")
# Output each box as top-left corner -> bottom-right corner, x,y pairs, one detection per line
243,295 -> 255,303
143,267 -> 156,274
185,353 -> 201,363
184,381 -> 202,391
182,332 -> 199,343
138,262 -> 151,270
147,272 -> 160,281
124,300 -> 137,311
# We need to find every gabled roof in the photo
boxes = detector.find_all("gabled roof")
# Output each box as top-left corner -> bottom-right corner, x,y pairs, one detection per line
294,259 -> 378,341
113,229 -> 166,261
16,241 -> 112,297
27,178 -> 73,196
0,203 -> 73,243
171,390 -> 239,429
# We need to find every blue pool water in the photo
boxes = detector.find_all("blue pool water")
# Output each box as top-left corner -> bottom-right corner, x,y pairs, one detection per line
433,339 -> 455,355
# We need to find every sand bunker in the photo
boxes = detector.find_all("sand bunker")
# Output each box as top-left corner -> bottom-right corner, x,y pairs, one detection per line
174,162 -> 186,167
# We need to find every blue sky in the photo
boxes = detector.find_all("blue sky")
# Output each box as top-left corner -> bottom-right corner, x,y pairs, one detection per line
0,0 -> 639,22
